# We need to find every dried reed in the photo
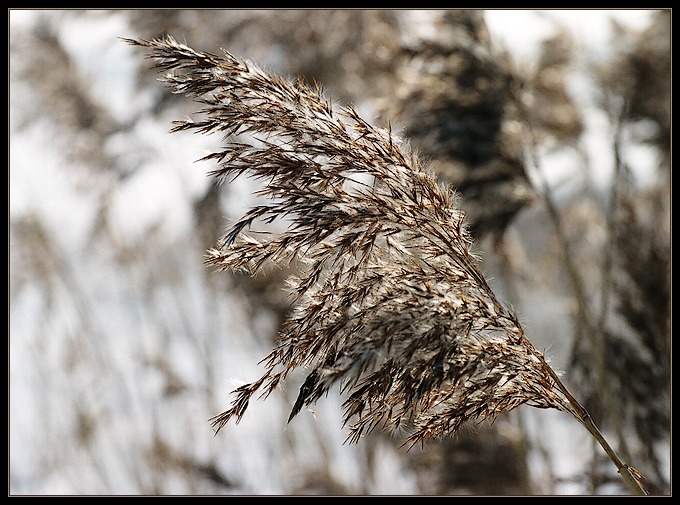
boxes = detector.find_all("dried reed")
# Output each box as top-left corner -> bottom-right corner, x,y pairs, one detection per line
125,36 -> 648,495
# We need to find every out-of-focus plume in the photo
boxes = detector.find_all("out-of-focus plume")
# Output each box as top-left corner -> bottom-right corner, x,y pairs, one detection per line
385,10 -> 535,240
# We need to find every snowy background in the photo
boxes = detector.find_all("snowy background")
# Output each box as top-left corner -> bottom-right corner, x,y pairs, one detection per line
9,9 -> 669,495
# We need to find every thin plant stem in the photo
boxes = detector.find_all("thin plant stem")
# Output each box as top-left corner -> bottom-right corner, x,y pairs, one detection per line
594,94 -> 632,464
542,364 -> 648,495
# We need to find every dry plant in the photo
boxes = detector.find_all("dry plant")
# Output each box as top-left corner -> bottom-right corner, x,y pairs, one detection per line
125,36 -> 649,495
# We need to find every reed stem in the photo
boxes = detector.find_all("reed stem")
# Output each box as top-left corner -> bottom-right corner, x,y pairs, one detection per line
543,362 -> 648,495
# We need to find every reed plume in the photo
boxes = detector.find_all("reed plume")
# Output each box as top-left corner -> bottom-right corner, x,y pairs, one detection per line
125,36 -> 648,494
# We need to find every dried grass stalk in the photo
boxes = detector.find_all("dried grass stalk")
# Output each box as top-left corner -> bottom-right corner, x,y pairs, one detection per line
125,36 -> 648,495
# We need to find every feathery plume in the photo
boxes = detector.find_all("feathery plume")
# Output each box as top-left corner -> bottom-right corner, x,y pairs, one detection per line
125,36 -> 647,494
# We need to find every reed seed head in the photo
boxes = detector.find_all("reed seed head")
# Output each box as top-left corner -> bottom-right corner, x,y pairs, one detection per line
126,36 -> 580,446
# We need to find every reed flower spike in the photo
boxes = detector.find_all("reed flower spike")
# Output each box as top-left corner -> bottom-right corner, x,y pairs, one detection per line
126,36 -> 648,495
